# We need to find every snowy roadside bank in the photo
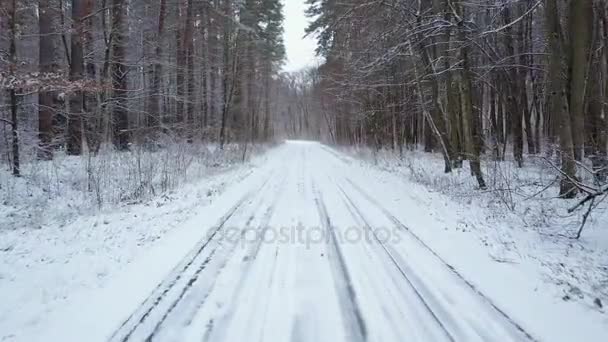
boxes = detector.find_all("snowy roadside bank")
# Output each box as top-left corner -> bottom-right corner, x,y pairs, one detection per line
334,145 -> 608,340
0,144 -> 275,342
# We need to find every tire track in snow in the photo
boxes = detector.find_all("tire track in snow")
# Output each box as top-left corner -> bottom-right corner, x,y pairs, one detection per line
156,176 -> 285,340
251,245 -> 281,342
342,177 -> 537,342
336,184 -> 456,341
199,175 -> 288,342
312,181 -> 367,342
109,173 -> 275,342
147,175 -> 287,341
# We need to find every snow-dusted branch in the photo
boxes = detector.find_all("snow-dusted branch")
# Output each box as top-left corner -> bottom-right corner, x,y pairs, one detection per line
0,118 -> 14,126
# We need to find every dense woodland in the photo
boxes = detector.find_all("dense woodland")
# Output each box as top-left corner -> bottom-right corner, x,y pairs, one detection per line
1,0 -> 608,203
282,0 -> 608,200
0,0 -> 285,172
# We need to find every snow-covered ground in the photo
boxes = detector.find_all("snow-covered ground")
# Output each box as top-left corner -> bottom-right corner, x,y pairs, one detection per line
346,147 -> 608,313
1,141 -> 607,341
0,143 -> 249,231
0,144 -> 265,340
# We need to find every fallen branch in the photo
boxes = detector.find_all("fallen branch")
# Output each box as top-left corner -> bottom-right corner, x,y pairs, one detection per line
574,198 -> 595,240
0,118 -> 13,126
538,156 -> 607,239
568,185 -> 608,214
539,156 -> 596,195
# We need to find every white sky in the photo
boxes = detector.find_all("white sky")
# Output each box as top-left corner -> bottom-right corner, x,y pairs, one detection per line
282,0 -> 319,72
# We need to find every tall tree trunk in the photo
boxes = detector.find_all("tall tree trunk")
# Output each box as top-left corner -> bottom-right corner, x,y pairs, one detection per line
442,6 -> 463,168
522,10 -> 536,155
186,0 -> 195,142
111,0 -> 129,150
412,7 -> 453,172
219,0 -> 233,149
10,88 -> 19,176
457,6 -> 486,189
176,1 -> 186,130
263,61 -> 272,141
568,0 -> 593,161
489,85 -> 501,160
208,0 -> 220,140
200,1 -> 209,139
6,0 -> 19,176
82,0 -> 100,153
546,0 -> 578,198
448,78 -> 463,167
599,2 -> 608,181
414,44 -> 452,172
68,0 -> 85,155
587,58 -> 607,181
503,6 -> 524,167
146,0 -> 167,132
38,0 -> 59,160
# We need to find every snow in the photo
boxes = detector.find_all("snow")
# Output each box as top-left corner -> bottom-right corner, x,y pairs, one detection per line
345,147 -> 608,311
2,141 -> 607,341
0,144 -> 269,341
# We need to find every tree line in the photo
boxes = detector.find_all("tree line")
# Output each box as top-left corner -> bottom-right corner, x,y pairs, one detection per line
1,0 -> 285,176
297,0 -> 607,198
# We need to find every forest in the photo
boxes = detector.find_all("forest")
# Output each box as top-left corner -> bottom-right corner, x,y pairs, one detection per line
2,0 -> 608,203
281,0 -> 608,204
1,0 -> 285,166
2,1 -> 608,341
1,0 -> 291,208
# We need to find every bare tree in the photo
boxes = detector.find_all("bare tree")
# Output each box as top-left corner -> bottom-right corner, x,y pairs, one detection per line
296,0 -> 606,198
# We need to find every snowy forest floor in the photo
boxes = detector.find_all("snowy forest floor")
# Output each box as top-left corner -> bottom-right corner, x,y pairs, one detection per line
345,146 -> 608,313
0,143 -> 268,340
0,141 -> 607,342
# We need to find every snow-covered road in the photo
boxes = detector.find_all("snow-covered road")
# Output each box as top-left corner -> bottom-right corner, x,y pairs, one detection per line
104,141 -> 534,342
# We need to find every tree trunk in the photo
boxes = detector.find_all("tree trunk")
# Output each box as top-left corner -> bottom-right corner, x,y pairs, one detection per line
522,10 -> 536,155
587,59 -> 607,181
568,0 -> 593,161
184,0 -> 195,142
68,0 -> 85,155
6,0 -> 19,176
83,0 -> 100,153
200,1 -> 209,140
503,6 -> 524,167
208,0 -> 220,140
146,0 -> 167,132
546,0 -> 578,198
38,0 -> 59,160
219,0 -> 234,149
411,23 -> 453,172
457,6 -> 486,189
111,0 -> 129,150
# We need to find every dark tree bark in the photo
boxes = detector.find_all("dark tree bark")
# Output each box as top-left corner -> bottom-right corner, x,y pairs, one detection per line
200,1 -> 209,139
146,0 -> 167,132
110,0 -> 129,150
175,0 -> 186,129
38,0 -> 59,160
587,59 -> 607,181
503,6 -> 524,167
458,5 -> 486,189
568,0 -> 593,161
219,0 -> 234,149
185,0 -> 195,142
67,0 -> 85,155
6,0 -> 20,176
82,0 -> 100,153
546,0 -> 578,198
